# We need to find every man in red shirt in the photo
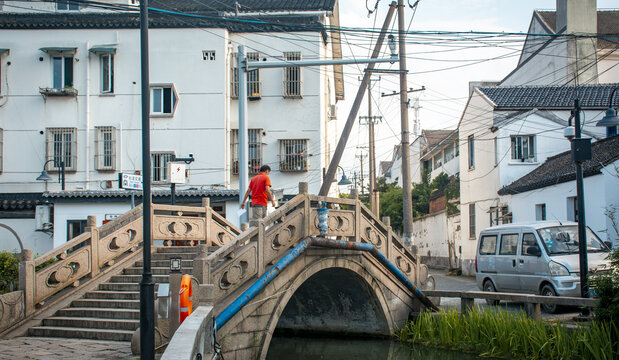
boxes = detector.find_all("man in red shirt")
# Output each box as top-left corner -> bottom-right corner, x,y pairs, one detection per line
241,165 -> 276,220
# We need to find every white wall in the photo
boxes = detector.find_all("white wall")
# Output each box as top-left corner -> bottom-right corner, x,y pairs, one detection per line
412,211 -> 461,269
0,219 -> 52,254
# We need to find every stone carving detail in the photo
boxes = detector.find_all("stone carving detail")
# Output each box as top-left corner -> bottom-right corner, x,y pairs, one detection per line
0,291 -> 24,333
310,210 -> 354,236
364,227 -> 383,248
153,216 -> 204,240
271,225 -> 296,250
211,222 -> 235,246
35,247 -> 91,303
108,229 -> 137,250
213,244 -> 257,297
220,261 -> 249,289
396,255 -> 412,275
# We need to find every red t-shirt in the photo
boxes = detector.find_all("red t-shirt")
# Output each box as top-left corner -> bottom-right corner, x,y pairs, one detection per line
249,172 -> 271,206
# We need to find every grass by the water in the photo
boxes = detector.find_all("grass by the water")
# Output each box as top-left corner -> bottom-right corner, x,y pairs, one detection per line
396,308 -> 616,360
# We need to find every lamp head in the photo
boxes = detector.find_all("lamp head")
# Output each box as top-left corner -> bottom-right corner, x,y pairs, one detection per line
338,173 -> 352,186
36,170 -> 53,182
596,107 -> 619,128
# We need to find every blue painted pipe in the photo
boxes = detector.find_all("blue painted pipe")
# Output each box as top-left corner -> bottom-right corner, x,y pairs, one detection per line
214,237 -> 438,331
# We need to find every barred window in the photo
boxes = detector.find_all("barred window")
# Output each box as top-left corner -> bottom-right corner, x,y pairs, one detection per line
46,128 -> 77,171
247,52 -> 261,99
231,129 -> 263,175
230,52 -> 238,99
280,139 -> 309,172
151,152 -> 174,183
95,126 -> 116,171
282,52 -> 302,98
469,203 -> 476,239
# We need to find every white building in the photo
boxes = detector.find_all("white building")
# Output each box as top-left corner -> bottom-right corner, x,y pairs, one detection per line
498,135 -> 619,247
419,129 -> 459,181
0,0 -> 344,252
458,84 -> 612,275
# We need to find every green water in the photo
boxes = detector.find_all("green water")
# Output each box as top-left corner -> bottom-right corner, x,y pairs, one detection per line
266,336 -> 486,360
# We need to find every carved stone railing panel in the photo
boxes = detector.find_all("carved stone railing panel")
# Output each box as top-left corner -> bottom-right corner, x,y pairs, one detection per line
0,291 -> 24,333
263,208 -> 305,265
34,246 -> 92,304
98,217 -> 143,267
210,242 -> 258,300
359,216 -> 387,254
210,221 -> 235,247
153,215 -> 206,241
309,209 -> 355,237
389,242 -> 415,280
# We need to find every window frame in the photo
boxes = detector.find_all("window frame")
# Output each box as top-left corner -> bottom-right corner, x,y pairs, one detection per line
499,233 -> 519,255
282,51 -> 302,98
467,134 -> 475,169
469,203 -> 476,239
230,129 -> 263,175
150,84 -> 178,117
479,235 -> 497,255
521,233 -> 540,257
510,134 -> 536,162
57,0 -> 80,11
52,54 -> 74,89
535,203 -> 547,221
46,127 -> 77,172
151,151 -> 175,184
95,126 -> 116,171
246,52 -> 261,99
100,53 -> 114,94
230,52 -> 239,99
279,139 -> 309,172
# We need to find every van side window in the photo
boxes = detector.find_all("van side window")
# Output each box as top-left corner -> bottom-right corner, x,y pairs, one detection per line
521,233 -> 539,256
499,234 -> 518,255
479,235 -> 497,255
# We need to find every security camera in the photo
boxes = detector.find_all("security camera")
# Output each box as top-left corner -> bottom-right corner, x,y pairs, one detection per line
189,153 -> 194,158
564,126 -> 575,140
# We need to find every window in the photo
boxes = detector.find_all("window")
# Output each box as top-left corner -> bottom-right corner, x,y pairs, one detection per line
467,135 -> 474,169
280,139 -> 309,172
283,51 -> 302,98
150,85 -> 178,116
231,129 -> 263,175
511,135 -> 535,162
57,0 -> 79,11
230,52 -> 239,98
499,234 -> 519,255
469,203 -> 476,238
247,52 -> 261,99
0,128 -> 3,173
521,233 -> 540,256
444,143 -> 455,163
433,154 -> 442,169
493,137 -> 498,165
424,159 -> 432,172
567,196 -> 577,221
202,50 -> 215,61
490,205 -> 512,225
95,126 -> 116,171
151,152 -> 174,183
46,128 -> 77,171
67,219 -> 87,241
52,55 -> 73,89
479,235 -> 497,255
535,203 -> 546,221
100,53 -> 114,93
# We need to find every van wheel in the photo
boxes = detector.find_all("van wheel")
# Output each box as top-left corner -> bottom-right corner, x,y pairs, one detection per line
483,280 -> 500,305
541,284 -> 558,314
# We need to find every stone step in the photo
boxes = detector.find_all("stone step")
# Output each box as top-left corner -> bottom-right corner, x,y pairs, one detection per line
109,274 -> 169,283
43,316 -> 139,331
124,266 -> 193,275
28,326 -> 133,342
72,298 -> 140,309
156,246 -> 201,253
135,259 -> 194,268
85,291 -> 140,300
151,252 -> 198,260
56,307 -> 139,320
99,282 -> 145,292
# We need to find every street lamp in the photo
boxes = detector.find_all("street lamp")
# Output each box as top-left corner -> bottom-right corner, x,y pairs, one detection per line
36,159 -> 65,190
596,87 -> 619,137
337,166 -> 352,186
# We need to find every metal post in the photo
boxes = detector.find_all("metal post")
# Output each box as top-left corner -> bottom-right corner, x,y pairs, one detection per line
573,99 -> 589,299
60,161 -> 65,191
397,0 -> 413,247
238,45 -> 249,224
368,82 -> 377,214
170,155 -> 176,205
318,2 -> 397,196
139,0 -> 155,358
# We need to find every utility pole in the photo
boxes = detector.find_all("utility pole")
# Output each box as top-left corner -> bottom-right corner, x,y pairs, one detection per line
363,78 -> 382,215
356,153 -> 367,195
397,0 -> 413,247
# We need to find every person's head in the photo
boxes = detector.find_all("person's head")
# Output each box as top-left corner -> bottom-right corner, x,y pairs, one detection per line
259,165 -> 271,174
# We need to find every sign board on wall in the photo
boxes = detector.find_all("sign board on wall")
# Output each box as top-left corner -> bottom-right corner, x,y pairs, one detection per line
119,173 -> 143,190
169,163 -> 187,184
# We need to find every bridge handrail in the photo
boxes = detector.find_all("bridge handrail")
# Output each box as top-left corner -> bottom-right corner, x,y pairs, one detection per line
160,305 -> 215,360
423,290 -> 598,307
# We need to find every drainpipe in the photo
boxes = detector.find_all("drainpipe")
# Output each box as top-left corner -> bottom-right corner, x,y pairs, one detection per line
85,41 -> 91,189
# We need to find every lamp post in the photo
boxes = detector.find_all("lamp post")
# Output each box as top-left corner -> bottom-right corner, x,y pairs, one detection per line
596,87 -> 619,137
337,166 -> 353,186
36,159 -> 65,190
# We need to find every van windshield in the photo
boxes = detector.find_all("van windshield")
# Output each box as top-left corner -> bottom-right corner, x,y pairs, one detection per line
537,226 -> 606,255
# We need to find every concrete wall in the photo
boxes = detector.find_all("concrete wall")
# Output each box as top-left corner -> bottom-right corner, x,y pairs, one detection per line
0,219 -> 52,254
413,211 -> 461,269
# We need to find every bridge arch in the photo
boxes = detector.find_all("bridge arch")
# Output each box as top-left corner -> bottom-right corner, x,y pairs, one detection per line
258,255 -> 397,359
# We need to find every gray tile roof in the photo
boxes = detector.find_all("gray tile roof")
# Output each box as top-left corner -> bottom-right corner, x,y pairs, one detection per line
478,84 -> 619,110
43,188 -> 239,199
536,10 -> 619,49
498,135 -> 619,195
148,0 -> 337,13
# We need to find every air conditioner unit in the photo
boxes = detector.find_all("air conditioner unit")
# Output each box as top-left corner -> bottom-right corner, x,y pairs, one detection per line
35,205 -> 52,230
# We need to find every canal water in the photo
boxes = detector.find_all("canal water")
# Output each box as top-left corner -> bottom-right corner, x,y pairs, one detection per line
266,336 -> 486,360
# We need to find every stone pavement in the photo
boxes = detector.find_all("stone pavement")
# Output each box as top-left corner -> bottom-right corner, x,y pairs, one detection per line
0,337 -> 135,360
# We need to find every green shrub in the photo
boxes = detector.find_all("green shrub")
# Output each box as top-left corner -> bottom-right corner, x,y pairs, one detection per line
397,308 -> 617,360
589,246 -> 618,334
0,251 -> 19,294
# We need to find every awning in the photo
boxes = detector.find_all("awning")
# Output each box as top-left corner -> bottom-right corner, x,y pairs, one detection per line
88,46 -> 116,54
39,46 -> 77,54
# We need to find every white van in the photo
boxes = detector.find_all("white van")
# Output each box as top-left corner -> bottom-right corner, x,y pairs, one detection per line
475,221 -> 610,312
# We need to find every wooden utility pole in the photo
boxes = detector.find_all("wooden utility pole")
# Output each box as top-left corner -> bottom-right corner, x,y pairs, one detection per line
397,0 -> 413,247
318,2 -> 397,196
356,153 -> 366,195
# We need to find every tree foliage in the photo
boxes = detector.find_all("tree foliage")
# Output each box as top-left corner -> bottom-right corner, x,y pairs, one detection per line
0,251 -> 19,294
